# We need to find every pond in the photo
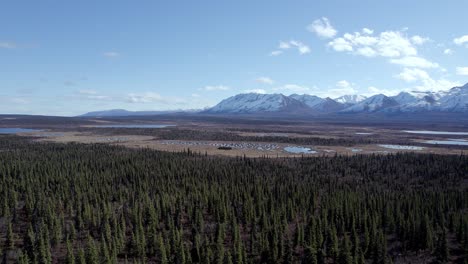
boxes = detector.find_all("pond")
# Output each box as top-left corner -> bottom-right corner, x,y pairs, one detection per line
403,130 -> 468,136
423,140 -> 468,146
284,146 -> 317,154
0,128 -> 42,134
92,124 -> 174,128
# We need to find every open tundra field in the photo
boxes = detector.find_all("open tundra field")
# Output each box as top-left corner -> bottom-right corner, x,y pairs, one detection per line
1,114 -> 467,157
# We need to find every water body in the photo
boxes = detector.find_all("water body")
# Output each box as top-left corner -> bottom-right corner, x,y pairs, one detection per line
93,124 -> 174,128
284,146 -> 317,154
424,140 -> 468,146
0,128 -> 42,134
378,144 -> 425,150
403,130 -> 468,136
355,132 -> 373,135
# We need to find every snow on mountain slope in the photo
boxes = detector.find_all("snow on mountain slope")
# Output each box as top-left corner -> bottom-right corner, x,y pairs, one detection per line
438,83 -> 468,112
342,94 -> 399,113
289,94 -> 325,108
205,93 -> 310,114
334,94 -> 367,104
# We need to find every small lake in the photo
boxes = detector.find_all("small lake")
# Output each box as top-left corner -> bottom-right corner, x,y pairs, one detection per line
284,146 -> 317,154
423,140 -> 468,146
92,124 -> 174,128
403,130 -> 468,136
0,128 -> 42,134
378,144 -> 425,150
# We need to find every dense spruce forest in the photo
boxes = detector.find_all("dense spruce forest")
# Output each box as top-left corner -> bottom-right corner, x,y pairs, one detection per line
1,136 -> 468,263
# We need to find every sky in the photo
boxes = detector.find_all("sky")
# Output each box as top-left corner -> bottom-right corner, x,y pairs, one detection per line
1,0 -> 468,116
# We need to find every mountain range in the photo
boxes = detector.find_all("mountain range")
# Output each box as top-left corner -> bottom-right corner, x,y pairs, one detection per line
204,83 -> 468,115
82,83 -> 468,117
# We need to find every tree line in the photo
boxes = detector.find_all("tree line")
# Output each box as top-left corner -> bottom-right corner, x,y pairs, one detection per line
0,135 -> 467,263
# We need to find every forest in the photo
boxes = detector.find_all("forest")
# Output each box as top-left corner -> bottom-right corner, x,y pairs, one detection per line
0,135 -> 467,263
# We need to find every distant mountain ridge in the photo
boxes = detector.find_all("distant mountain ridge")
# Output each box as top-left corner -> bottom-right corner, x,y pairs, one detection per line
81,83 -> 468,117
80,109 -> 198,117
204,82 -> 468,115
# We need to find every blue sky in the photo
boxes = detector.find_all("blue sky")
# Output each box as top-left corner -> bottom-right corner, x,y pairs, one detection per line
1,0 -> 468,116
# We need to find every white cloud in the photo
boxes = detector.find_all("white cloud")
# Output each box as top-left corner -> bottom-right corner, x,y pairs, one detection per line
0,42 -> 16,49
271,40 -> 310,56
243,89 -> 267,94
413,79 -> 461,92
390,56 -> 439,69
362,28 -> 374,35
395,68 -> 430,82
127,92 -> 163,103
269,50 -> 283,56
279,41 -> 291,49
328,37 -> 353,51
365,86 -> 400,97
456,67 -> 468,76
202,85 -> 230,91
290,40 -> 311,54
191,93 -> 200,98
73,90 -> 112,101
411,35 -> 429,45
307,17 -> 337,38
443,48 -> 453,55
328,30 -> 418,58
336,80 -> 351,89
317,80 -> 358,98
103,51 -> 120,58
255,77 -> 274,85
356,47 -> 377,57
274,84 -> 312,93
393,69 -> 461,92
454,35 -> 468,45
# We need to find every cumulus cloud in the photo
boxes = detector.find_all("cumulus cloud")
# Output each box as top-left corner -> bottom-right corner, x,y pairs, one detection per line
328,30 -> 418,58
326,80 -> 358,97
394,69 -> 460,92
336,80 -> 351,89
395,68 -> 430,82
443,48 -> 453,55
411,35 -> 430,45
389,56 -> 439,69
362,28 -> 374,35
126,92 -> 164,103
202,85 -> 230,91
255,77 -> 274,85
454,35 -> 468,45
413,79 -> 461,92
307,17 -> 337,38
103,51 -> 120,58
365,86 -> 400,97
456,67 -> 468,76
271,40 -> 310,56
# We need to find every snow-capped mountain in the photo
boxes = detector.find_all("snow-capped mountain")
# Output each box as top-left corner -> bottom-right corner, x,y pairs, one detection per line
341,94 -> 398,113
83,83 -> 468,117
204,93 -> 310,114
204,83 -> 468,115
335,94 -> 367,104
290,95 -> 345,112
290,94 -> 325,108
437,83 -> 468,112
